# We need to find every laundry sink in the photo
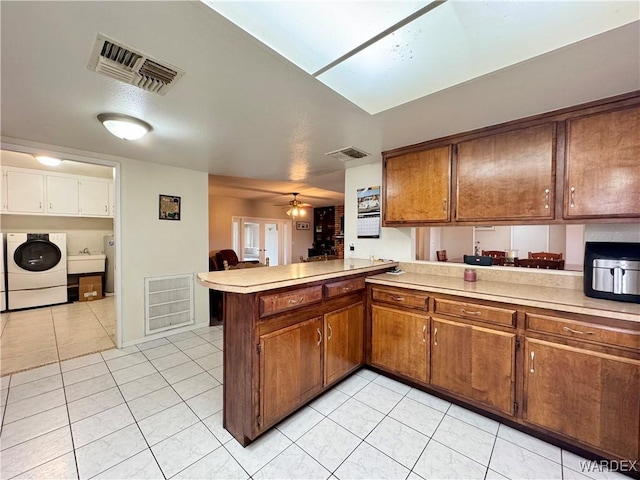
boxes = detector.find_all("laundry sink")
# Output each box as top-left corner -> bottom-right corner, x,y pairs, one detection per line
67,253 -> 106,274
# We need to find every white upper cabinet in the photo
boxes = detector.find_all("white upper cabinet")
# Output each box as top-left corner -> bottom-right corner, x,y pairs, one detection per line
46,175 -> 79,215
6,169 -> 45,213
79,179 -> 110,216
0,167 -> 113,218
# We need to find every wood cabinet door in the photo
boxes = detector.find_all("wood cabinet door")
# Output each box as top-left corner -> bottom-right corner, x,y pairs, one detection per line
384,145 -> 451,224
431,318 -> 516,415
46,175 -> 79,215
259,316 -> 323,429
79,179 -> 110,216
524,338 -> 640,461
565,105 -> 640,218
456,123 -> 555,221
324,302 -> 364,386
371,305 -> 429,383
6,170 -> 45,213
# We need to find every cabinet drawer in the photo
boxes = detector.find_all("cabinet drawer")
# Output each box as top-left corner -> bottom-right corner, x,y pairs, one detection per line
371,287 -> 429,310
434,299 -> 516,327
260,286 -> 323,317
525,313 -> 639,350
325,277 -> 365,299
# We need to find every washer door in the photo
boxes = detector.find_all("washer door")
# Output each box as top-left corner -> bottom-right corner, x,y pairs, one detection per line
13,239 -> 62,272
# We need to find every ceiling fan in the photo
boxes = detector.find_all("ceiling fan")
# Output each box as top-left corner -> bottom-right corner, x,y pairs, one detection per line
279,193 -> 313,217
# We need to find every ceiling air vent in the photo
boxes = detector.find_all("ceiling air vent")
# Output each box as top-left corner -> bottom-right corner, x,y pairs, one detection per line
325,146 -> 370,162
87,34 -> 184,95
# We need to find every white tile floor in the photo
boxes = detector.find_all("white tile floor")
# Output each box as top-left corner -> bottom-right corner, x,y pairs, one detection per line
0,325 -> 630,480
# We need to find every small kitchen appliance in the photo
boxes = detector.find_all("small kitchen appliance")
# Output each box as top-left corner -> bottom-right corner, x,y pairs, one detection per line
584,242 -> 639,304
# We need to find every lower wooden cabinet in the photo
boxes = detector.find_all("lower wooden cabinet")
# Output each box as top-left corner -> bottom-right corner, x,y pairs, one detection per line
524,338 -> 640,461
324,302 -> 364,386
259,316 -> 323,429
370,304 -> 429,383
431,318 -> 516,415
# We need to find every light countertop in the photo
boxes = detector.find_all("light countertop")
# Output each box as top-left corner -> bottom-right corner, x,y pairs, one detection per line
197,259 -> 398,294
367,272 -> 640,323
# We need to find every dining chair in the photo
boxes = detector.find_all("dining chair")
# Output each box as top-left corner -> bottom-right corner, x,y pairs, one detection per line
515,258 -> 565,270
482,250 -> 506,258
528,251 -> 563,260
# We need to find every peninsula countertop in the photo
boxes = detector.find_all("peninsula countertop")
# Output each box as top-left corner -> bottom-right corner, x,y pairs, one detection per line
197,259 -> 398,294
367,272 -> 640,323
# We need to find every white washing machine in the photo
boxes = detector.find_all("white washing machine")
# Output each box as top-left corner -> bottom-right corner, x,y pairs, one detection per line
1,234 -> 6,312
7,233 -> 67,310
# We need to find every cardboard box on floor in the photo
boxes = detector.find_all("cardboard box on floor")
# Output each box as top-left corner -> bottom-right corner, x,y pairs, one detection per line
79,275 -> 103,302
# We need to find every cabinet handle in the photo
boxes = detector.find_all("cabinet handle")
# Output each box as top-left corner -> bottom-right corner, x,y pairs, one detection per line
328,323 -> 333,341
391,295 -> 404,302
39,201 -> 42,209
317,328 -> 322,346
562,326 -> 595,336
104,205 -> 108,213
461,308 -> 481,316
433,327 -> 438,346
570,186 -> 576,208
442,198 -> 447,213
342,286 -> 352,292
544,188 -> 550,209
49,202 -> 53,210
422,325 -> 426,343
288,297 -> 304,305
529,351 -> 535,373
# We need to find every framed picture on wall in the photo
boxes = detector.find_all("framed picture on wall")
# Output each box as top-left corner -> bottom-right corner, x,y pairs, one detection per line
159,194 -> 181,220
296,221 -> 310,230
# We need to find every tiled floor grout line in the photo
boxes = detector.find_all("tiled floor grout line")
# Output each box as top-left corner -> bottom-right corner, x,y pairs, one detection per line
3,326 -> 599,480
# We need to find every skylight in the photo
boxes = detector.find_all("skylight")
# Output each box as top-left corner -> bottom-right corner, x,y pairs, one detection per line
203,1 -> 640,114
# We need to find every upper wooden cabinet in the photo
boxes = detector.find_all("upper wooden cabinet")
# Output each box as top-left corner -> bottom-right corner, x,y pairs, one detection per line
383,145 -> 451,225
456,123 -> 555,222
564,104 -> 640,219
382,91 -> 640,225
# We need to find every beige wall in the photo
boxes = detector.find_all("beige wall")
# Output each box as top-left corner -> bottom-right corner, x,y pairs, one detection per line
0,215 -> 113,253
208,185 -> 313,263
120,158 -> 209,345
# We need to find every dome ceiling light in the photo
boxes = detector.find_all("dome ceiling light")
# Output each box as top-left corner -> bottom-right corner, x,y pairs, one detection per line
35,156 -> 62,166
97,113 -> 152,140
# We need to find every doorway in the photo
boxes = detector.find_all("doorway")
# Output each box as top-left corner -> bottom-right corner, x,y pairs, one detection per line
232,217 -> 292,266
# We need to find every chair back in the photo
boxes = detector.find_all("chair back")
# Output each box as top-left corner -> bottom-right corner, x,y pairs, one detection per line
528,251 -> 563,260
482,250 -> 506,258
216,249 -> 240,268
515,258 -> 565,270
436,250 -> 448,262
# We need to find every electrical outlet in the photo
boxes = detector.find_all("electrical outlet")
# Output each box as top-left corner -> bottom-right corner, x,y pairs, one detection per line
349,242 -> 355,251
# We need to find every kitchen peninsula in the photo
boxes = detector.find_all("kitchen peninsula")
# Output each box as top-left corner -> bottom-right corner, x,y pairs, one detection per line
197,258 -> 397,446
198,259 -> 639,465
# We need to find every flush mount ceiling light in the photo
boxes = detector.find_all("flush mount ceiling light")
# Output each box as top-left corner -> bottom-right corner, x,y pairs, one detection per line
35,156 -> 62,166
97,113 -> 152,140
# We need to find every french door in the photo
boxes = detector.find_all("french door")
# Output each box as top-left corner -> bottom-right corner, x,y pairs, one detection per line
232,217 -> 292,266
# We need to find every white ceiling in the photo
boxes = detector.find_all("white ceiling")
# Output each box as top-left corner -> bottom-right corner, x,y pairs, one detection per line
1,2 -> 639,204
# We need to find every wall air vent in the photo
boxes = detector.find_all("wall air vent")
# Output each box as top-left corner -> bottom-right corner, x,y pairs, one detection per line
87,34 -> 184,95
145,273 -> 194,335
325,146 -> 370,162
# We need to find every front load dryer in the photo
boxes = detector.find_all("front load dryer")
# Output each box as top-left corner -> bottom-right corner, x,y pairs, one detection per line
7,233 -> 67,309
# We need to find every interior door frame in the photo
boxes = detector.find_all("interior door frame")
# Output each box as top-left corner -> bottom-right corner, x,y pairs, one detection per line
232,216 -> 292,266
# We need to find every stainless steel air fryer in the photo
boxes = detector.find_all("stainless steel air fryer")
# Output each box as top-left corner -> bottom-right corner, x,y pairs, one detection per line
584,242 -> 640,303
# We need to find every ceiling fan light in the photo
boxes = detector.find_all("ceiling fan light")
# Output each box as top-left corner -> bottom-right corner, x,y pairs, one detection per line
97,113 -> 152,140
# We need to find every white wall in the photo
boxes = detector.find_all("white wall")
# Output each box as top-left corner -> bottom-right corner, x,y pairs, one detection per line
344,162 -> 413,261
2,139 -> 210,347
120,158 -> 209,344
584,223 -> 640,243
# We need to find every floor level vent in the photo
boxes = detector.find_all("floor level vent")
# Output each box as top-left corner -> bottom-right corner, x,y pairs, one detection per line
145,273 -> 194,335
